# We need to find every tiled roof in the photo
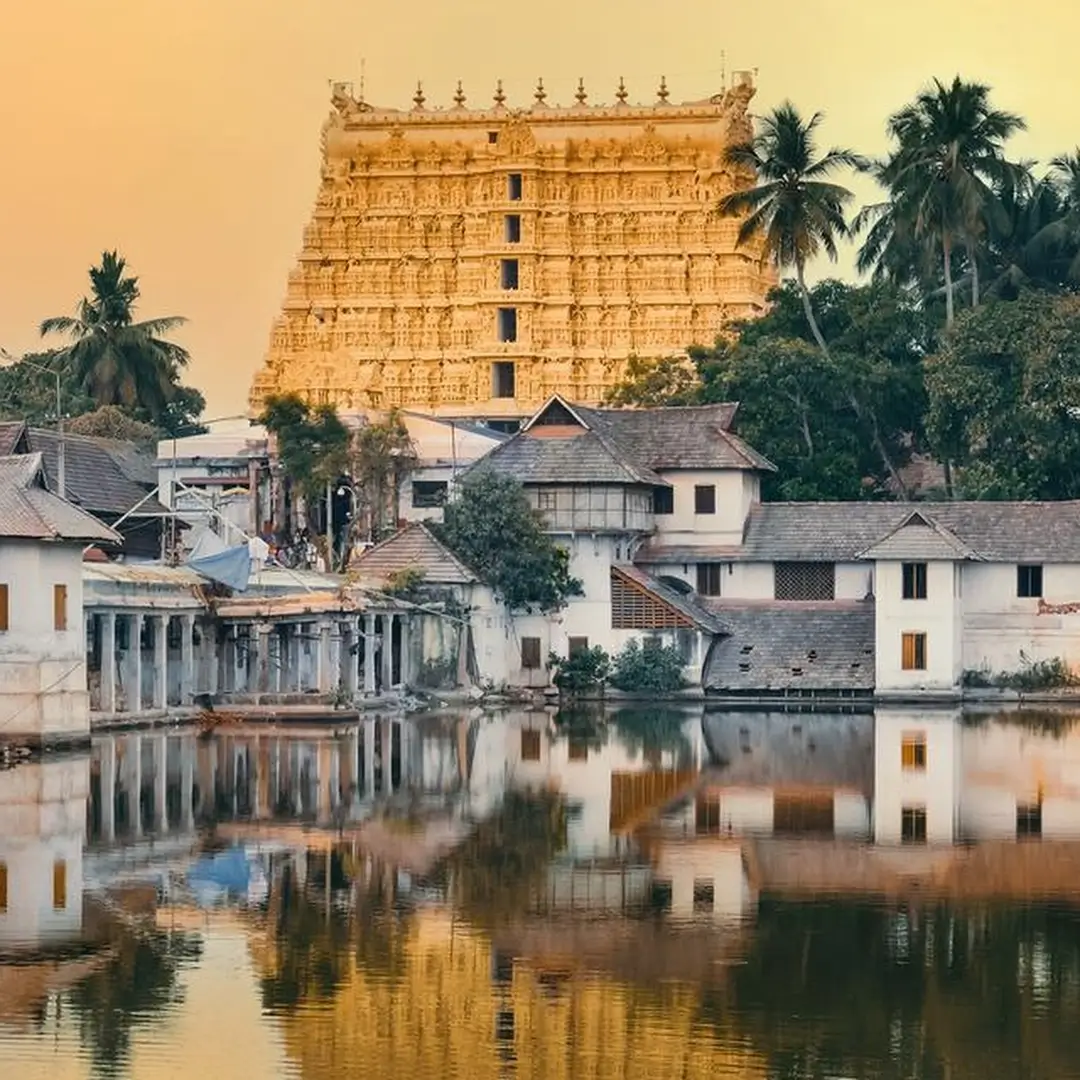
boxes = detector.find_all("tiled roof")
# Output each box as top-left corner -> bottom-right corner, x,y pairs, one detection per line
468,395 -> 775,487
741,502 -> 1080,563
857,511 -> 981,561
0,421 -> 25,457
0,453 -> 121,544
351,522 -> 478,587
21,428 -> 167,518
611,564 -> 727,634
702,602 -> 876,692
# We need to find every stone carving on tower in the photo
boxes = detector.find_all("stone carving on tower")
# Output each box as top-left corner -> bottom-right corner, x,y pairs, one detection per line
248,73 -> 777,419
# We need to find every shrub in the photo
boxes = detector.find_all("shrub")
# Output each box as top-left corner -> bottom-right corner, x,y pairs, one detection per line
548,646 -> 610,696
609,639 -> 687,693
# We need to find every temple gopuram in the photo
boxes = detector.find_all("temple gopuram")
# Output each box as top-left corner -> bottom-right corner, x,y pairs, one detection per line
248,74 -> 777,426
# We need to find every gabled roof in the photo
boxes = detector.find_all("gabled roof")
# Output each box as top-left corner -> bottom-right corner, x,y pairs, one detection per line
703,602 -> 876,693
735,501 -> 1080,564
857,510 -> 983,562
0,453 -> 121,544
468,394 -> 775,487
611,564 -> 726,634
351,522 -> 478,587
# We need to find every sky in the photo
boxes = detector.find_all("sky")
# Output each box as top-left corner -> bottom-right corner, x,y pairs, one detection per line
0,0 -> 1076,417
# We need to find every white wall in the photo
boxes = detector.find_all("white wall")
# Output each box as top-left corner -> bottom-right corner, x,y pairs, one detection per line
874,560 -> 960,692
961,562 -> 1080,676
873,709 -> 961,844
653,840 -> 753,922
0,539 -> 90,742
652,469 -> 758,546
0,757 -> 88,949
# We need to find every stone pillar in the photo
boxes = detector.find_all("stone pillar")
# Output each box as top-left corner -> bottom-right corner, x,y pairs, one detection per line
381,613 -> 395,691
180,613 -> 196,704
343,619 -> 358,697
128,733 -> 143,837
316,620 -> 332,693
100,737 -> 116,842
130,614 -> 144,713
364,720 -> 376,798
153,614 -> 168,711
100,612 -> 117,714
399,615 -> 412,689
153,734 -> 168,832
363,613 -> 377,695
329,624 -> 342,695
380,718 -> 394,793
206,625 -> 219,697
256,625 -> 272,693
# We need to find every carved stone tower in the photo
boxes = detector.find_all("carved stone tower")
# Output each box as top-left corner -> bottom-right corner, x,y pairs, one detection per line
249,73 -> 776,424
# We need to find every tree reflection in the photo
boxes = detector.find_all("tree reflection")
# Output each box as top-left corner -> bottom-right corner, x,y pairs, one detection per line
69,922 -> 203,1078
710,899 -> 1080,1079
610,706 -> 694,762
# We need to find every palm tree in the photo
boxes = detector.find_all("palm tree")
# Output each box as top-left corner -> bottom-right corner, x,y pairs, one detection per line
718,102 -> 865,357
1025,149 -> 1080,287
878,77 -> 1026,325
40,251 -> 190,421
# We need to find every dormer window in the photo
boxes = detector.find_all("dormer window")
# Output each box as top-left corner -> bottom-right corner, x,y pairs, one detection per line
694,485 -> 716,515
902,562 -> 928,600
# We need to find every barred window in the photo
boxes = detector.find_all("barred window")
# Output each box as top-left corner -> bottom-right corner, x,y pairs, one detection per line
774,562 -> 836,601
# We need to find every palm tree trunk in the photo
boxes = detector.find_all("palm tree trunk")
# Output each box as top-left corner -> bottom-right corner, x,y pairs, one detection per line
943,234 -> 955,328
795,259 -> 830,356
968,244 -> 980,308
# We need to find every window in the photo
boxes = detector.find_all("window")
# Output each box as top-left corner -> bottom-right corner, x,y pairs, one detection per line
901,733 -> 927,770
53,584 -> 68,631
504,214 -> 521,243
901,806 -> 927,843
500,258 -> 519,290
0,583 -> 7,632
521,637 -> 542,669
902,562 -> 928,600
1017,802 -> 1042,837
693,880 -> 715,913
567,636 -> 589,658
1018,564 -> 1043,598
537,490 -> 557,511
52,859 -> 67,909
487,130 -> 498,144
901,632 -> 927,671
774,562 -> 836,601
520,728 -> 541,761
492,361 -> 516,398
497,307 -> 517,342
652,485 -> 673,515
0,861 -> 6,913
411,480 -> 447,508
507,173 -> 523,200
693,484 -> 716,514
697,563 -> 723,597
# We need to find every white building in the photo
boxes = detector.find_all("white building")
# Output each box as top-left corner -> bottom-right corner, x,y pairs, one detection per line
0,454 -> 120,747
454,393 -> 1080,699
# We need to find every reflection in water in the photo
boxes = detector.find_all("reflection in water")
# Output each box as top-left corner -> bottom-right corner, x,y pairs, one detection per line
2,707 -> 1080,1077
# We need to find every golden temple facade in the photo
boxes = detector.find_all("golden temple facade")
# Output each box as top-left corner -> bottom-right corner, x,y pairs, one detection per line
248,75 -> 776,421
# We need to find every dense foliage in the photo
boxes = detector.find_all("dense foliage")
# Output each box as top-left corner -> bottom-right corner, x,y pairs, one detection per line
437,469 -> 583,612
609,640 -> 687,693
259,392 -> 351,499
548,645 -> 611,695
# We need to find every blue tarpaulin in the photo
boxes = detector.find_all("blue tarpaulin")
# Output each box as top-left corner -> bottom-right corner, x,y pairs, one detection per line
186,543 -> 251,592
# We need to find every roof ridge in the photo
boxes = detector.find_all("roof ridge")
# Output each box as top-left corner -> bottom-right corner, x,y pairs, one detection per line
713,427 -> 778,472
856,507 -> 982,560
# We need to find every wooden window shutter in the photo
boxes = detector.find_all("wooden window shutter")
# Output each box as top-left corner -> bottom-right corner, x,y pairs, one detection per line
52,860 -> 67,909
0,584 -> 8,632
53,584 -> 68,631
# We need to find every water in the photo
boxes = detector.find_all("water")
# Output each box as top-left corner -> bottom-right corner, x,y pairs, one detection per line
3,705 -> 1080,1079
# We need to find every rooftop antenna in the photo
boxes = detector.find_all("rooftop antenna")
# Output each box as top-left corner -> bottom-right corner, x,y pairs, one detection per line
358,57 -> 366,103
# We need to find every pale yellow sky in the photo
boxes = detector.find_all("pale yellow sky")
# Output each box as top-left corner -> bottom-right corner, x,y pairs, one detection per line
0,0 -> 1076,416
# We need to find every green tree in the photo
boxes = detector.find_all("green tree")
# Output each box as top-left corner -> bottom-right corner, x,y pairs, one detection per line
437,469 -> 583,612
40,251 -> 196,424
717,102 -> 864,354
350,410 -> 417,543
925,293 -> 1080,498
260,393 -> 351,499
603,354 -> 700,407
1024,149 -> 1080,289
871,77 -> 1027,324
0,350 -> 93,425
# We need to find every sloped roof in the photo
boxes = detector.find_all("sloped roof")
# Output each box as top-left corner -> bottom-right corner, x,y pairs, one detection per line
351,522 -> 478,586
611,564 -> 727,634
0,453 -> 121,544
857,510 -> 982,561
23,428 -> 166,517
468,395 -> 775,487
738,501 -> 1080,563
702,602 -> 876,692
0,421 -> 25,456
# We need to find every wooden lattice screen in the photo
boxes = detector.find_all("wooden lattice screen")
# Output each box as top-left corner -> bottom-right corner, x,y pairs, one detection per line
610,569 -> 694,629
774,561 -> 836,601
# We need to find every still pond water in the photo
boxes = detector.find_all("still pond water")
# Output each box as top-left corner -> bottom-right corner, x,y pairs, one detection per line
3,705 -> 1080,1079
